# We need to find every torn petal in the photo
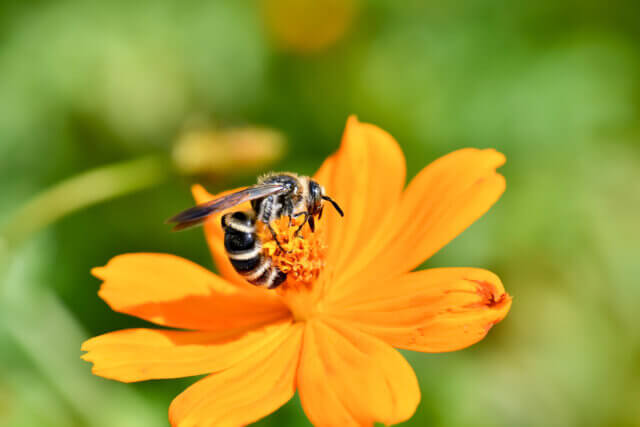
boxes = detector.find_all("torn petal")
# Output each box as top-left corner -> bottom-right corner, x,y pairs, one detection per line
328,268 -> 511,352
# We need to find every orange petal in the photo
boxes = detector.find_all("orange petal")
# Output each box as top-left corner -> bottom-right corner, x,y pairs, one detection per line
168,322 -> 303,427
191,184 -> 254,289
316,116 -> 406,294
327,268 -> 511,352
297,319 -> 420,426
93,253 -> 289,331
312,153 -> 335,187
335,148 -> 506,289
81,319 -> 293,383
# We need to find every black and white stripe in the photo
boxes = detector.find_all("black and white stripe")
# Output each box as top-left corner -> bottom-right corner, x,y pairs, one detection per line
221,211 -> 287,289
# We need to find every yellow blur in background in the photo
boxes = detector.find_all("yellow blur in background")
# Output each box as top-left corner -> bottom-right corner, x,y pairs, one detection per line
1,1 -> 639,426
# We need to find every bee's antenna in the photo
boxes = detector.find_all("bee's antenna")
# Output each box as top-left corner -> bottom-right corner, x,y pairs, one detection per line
322,196 -> 344,217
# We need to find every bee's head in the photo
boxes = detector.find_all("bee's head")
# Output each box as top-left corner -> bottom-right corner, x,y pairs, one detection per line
308,180 -> 343,218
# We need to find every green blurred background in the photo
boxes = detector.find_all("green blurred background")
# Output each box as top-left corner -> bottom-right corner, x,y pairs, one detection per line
1,0 -> 639,426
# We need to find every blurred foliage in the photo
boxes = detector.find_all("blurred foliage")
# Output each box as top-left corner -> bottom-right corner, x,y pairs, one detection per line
1,0 -> 640,426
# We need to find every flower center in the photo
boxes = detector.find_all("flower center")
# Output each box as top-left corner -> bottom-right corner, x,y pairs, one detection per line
257,216 -> 326,292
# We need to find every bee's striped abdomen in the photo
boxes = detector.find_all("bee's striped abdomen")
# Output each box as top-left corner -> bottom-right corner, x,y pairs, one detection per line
221,211 -> 287,289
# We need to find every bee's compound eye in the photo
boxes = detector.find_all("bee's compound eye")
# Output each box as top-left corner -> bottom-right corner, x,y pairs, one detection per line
309,181 -> 321,200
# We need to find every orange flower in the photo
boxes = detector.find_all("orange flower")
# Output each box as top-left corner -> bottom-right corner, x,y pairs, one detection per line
81,116 -> 511,426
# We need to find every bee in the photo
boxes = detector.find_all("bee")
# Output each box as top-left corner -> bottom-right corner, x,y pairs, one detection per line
167,173 -> 344,289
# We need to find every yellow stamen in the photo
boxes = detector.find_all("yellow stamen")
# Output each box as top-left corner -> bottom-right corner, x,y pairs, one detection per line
257,216 -> 326,292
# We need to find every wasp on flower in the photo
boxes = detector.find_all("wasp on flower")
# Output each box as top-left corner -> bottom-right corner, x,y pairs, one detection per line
82,116 -> 512,427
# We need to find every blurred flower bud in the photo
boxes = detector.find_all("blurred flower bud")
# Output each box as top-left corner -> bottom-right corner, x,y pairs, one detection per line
260,0 -> 358,53
172,127 -> 286,176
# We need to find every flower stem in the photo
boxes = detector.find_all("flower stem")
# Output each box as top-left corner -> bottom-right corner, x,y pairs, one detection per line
1,154 -> 170,249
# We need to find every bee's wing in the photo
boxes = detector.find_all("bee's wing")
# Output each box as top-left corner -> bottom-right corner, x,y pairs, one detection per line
166,184 -> 287,231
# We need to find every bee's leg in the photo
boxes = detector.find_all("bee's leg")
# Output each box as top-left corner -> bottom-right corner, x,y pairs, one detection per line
293,212 -> 310,237
285,198 -> 296,227
267,222 -> 287,252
